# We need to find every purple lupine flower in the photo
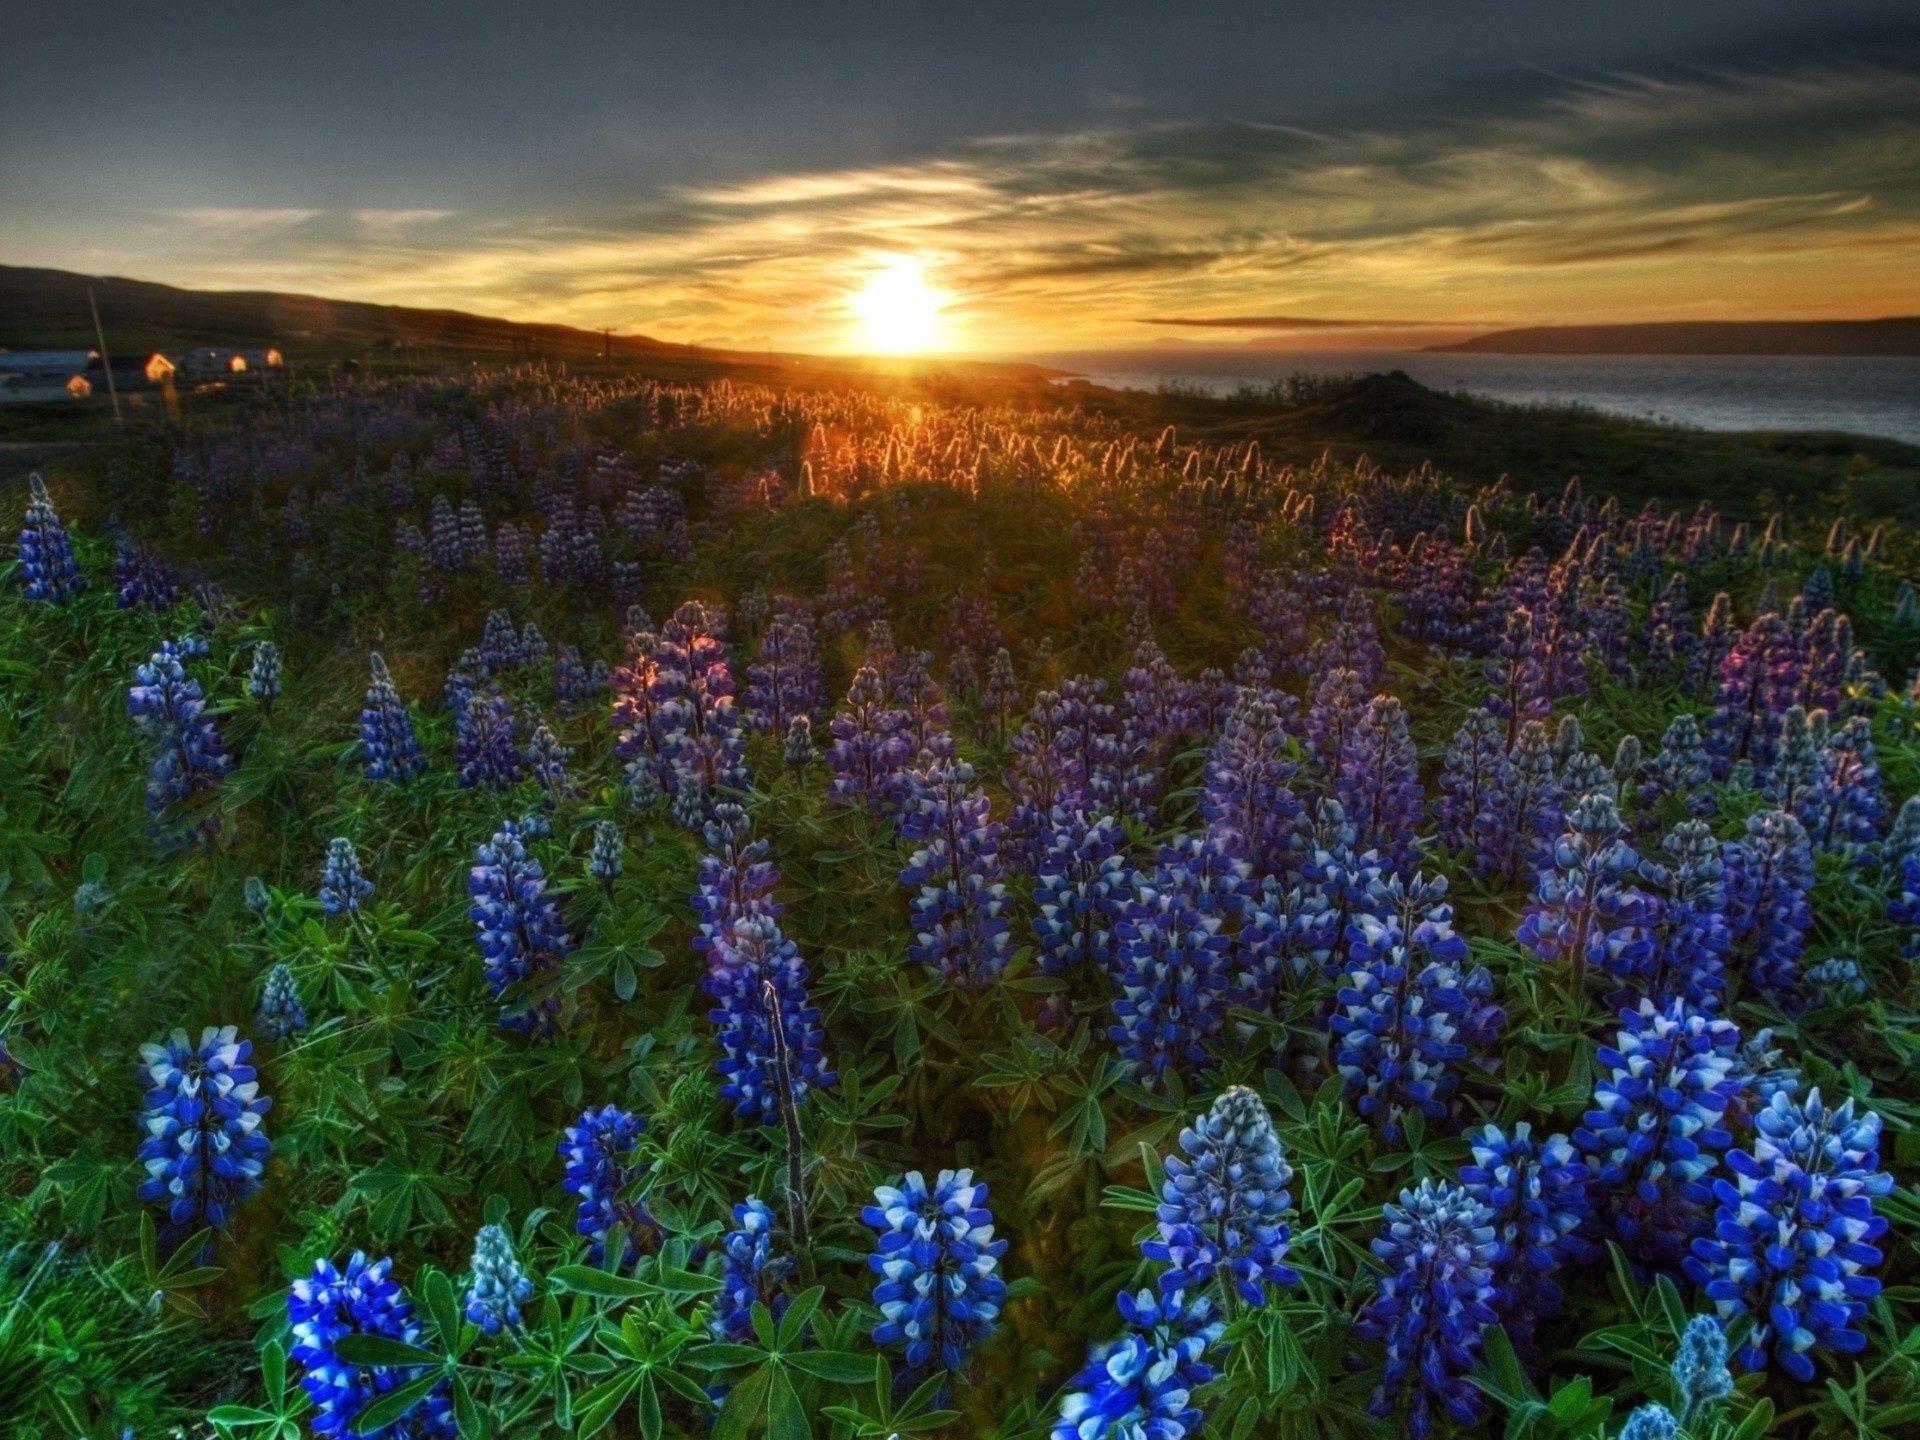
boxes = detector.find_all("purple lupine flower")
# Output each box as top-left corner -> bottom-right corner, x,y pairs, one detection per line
289,1253 -> 455,1439
1685,1089 -> 1892,1381
136,1025 -> 271,1238
714,1196 -> 791,1341
1334,695 -> 1423,871
526,720 -> 573,806
826,665 -> 911,812
558,1105 -> 657,1265
1576,998 -> 1743,1269
704,914 -> 834,1123
1722,809 -> 1814,1006
983,647 -> 1022,738
895,649 -> 956,763
115,540 -> 183,611
1355,1180 -> 1501,1440
1108,847 -> 1236,1089
128,639 -> 232,826
17,474 -> 84,601
744,612 -> 823,736
652,600 -> 747,809
1516,793 -> 1653,994
318,836 -> 373,917
1032,809 -> 1129,976
477,608 -> 524,671
1639,714 -> 1714,822
1484,608 -> 1550,744
862,1168 -> 1008,1378
1637,821 -> 1732,1010
359,654 -> 425,782
1437,707 -> 1512,855
1889,852 -> 1920,959
464,1223 -> 533,1335
1201,690 -> 1300,874
1474,718 -> 1562,882
1707,613 -> 1798,778
1805,715 -> 1886,853
1051,1289 -> 1223,1440
1304,666 -> 1368,769
457,692 -> 524,791
898,759 -> 1011,987
1459,1122 -> 1592,1354
1005,689 -> 1090,865
468,819 -> 572,1027
692,802 -> 782,956
1145,1087 -> 1297,1306
1316,591 -> 1386,689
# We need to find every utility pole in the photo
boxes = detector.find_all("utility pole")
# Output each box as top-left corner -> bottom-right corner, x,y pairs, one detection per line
86,282 -> 122,426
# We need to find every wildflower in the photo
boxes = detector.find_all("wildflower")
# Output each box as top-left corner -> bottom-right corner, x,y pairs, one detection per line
826,665 -> 911,811
1722,809 -> 1814,1005
128,640 -> 232,823
135,1025 -> 271,1236
1516,794 -> 1653,993
782,714 -> 814,768
258,963 -> 306,1041
863,1169 -> 1008,1378
288,1253 -> 454,1438
558,1105 -> 656,1265
744,612 -> 823,736
1109,852 -> 1235,1089
1686,1089 -> 1892,1380
359,654 -> 425,782
456,692 -> 524,791
248,641 -> 281,709
588,820 -> 623,891
1356,1180 -> 1501,1440
705,915 -> 834,1123
898,760 -> 1011,987
1335,695 -> 1423,870
1619,1404 -> 1679,1440
1476,719 -> 1562,881
1437,707 -> 1512,855
714,1196 -> 791,1341
464,1224 -> 533,1335
1670,1315 -> 1734,1415
1032,809 -> 1129,976
692,803 -> 782,956
526,720 -> 573,806
16,474 -> 83,601
1051,1289 -> 1223,1440
468,819 -> 572,1027
318,837 -> 373,917
1145,1087 -> 1297,1306
1637,822 -> 1732,1010
1201,691 -> 1300,874
1459,1122 -> 1591,1353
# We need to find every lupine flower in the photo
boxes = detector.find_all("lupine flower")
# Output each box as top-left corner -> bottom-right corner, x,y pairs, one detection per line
1145,1087 -> 1297,1306
1334,695 -> 1423,870
1459,1122 -> 1591,1353
135,1025 -> 271,1237
115,541 -> 183,610
128,640 -> 232,824
704,914 -> 834,1123
1201,691 -> 1300,874
288,1253 -> 455,1438
258,963 -> 307,1041
468,819 -> 572,1027
1355,1179 -> 1501,1440
1305,666 -> 1369,769
457,692 -> 524,791
1671,1314 -> 1734,1416
526,720 -> 573,806
1686,1089 -> 1892,1380
17,474 -> 84,601
1476,719 -> 1562,881
1619,1404 -> 1679,1440
984,647 -> 1022,736
783,713 -> 814,767
1516,794 -> 1653,992
1109,851 -> 1235,1089
1805,953 -> 1867,1005
1805,715 -> 1886,853
1484,608 -> 1550,744
1722,809 -> 1814,1005
558,1105 -> 656,1265
1032,809 -> 1129,976
588,820 -> 623,891
1051,1289 -> 1223,1440
1889,852 -> 1920,958
714,1196 -> 791,1341
318,836 -> 373,917
744,612 -> 823,736
1708,614 -> 1799,778
359,654 -> 425,782
464,1223 -> 533,1335
692,803 -> 782,956
652,600 -> 747,808
1576,999 -> 1743,1268
827,665 -> 911,811
248,641 -> 281,709
1639,714 -> 1714,822
1636,822 -> 1731,1010
898,760 -> 1011,987
863,1169 -> 1008,1378
1437,707 -> 1512,855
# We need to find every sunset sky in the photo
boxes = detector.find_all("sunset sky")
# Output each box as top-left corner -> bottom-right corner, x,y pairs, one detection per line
3,2 -> 1918,355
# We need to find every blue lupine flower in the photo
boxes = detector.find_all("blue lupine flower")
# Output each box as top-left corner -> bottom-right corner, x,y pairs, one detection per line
558,1105 -> 656,1265
1052,1289 -> 1223,1440
1722,809 -> 1814,1006
651,600 -> 748,810
704,914 -> 835,1123
826,665 -> 911,811
115,541 -> 183,611
1685,1089 -> 1892,1381
862,1168 -> 1008,1378
1201,691 -> 1299,874
745,612 -> 824,736
898,760 -> 1012,987
1476,719 -> 1563,881
1108,854 -> 1235,1090
782,714 -> 814,767
464,1223 -> 533,1335
17,474 -> 84,602
1334,694 -> 1423,871
457,692 -> 525,791
692,803 -> 782,957
468,819 -> 572,1027
1437,707 -> 1512,856
588,820 -> 623,891
1459,1122 -> 1591,1353
1637,821 -> 1732,1011
526,720 -> 573,805
128,639 -> 232,824
135,1025 -> 271,1238
1355,1179 -> 1501,1440
1889,852 -> 1920,959
248,641 -> 282,709
1639,714 -> 1715,821
1304,666 -> 1369,771
359,654 -> 425,782
288,1252 -> 455,1439
1517,793 -> 1653,992
1805,953 -> 1868,1005
258,963 -> 307,1041
1032,809 -> 1129,976
318,837 -> 374,917
1670,1315 -> 1734,1415
714,1196 -> 791,1341
1145,1087 -> 1297,1306
1576,999 -> 1743,1269
1619,1403 -> 1679,1440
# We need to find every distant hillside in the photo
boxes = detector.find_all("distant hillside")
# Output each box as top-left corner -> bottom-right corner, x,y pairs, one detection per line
0,264 -> 721,362
1432,318 -> 1920,356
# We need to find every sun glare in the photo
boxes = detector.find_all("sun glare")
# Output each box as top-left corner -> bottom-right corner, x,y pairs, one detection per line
848,255 -> 949,354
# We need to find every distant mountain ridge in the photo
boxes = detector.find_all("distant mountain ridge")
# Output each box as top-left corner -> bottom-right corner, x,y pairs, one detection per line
1431,318 -> 1920,356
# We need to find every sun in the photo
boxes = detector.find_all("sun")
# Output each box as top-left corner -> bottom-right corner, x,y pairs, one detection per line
848,255 -> 949,355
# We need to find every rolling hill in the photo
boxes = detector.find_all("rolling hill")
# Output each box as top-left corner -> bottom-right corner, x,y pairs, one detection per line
1430,318 -> 1920,356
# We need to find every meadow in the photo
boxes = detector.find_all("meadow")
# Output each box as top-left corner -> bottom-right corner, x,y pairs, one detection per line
2,365 -> 1918,1440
